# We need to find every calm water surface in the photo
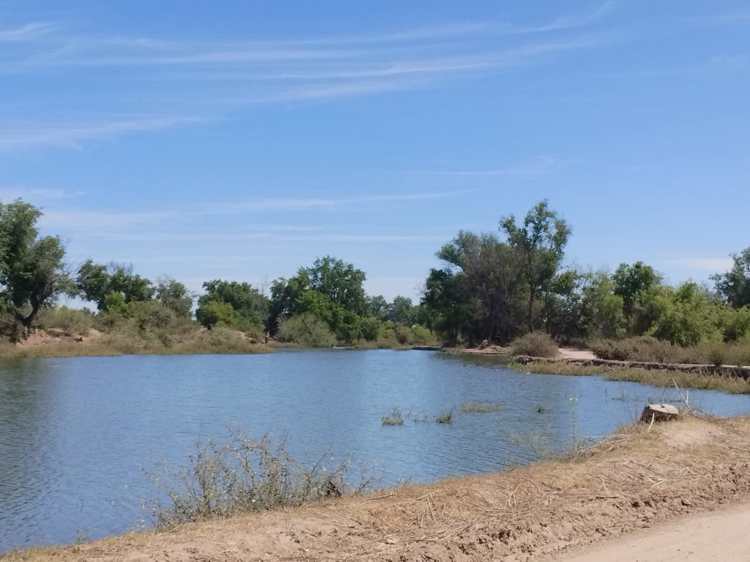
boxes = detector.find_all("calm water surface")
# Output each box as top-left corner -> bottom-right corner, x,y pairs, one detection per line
2,349 -> 750,552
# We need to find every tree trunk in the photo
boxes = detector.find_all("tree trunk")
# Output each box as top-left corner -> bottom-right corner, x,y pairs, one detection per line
527,288 -> 535,333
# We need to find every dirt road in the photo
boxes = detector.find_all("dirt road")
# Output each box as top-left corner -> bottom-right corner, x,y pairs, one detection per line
555,501 -> 750,561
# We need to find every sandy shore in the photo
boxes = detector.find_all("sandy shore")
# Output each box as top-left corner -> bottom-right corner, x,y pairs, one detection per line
4,414 -> 750,561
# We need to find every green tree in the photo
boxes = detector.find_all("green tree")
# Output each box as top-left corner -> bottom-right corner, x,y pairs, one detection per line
196,280 -> 268,331
76,260 -> 154,311
389,296 -> 417,325
501,200 -> 571,332
0,201 -> 74,340
156,278 -> 193,319
713,248 -> 750,309
612,261 -> 661,334
302,256 -> 367,315
366,295 -> 389,320
268,257 -> 368,341
195,300 -> 235,330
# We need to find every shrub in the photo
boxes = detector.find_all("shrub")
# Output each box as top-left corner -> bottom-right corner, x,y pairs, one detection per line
152,432 -> 360,528
510,331 -> 558,358
410,324 -> 435,345
277,313 -> 336,347
127,301 -> 177,331
590,336 -> 750,366
358,316 -> 381,341
196,300 -> 236,330
36,306 -> 94,335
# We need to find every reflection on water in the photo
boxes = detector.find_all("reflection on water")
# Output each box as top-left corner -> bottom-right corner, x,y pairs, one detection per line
1,350 -> 749,552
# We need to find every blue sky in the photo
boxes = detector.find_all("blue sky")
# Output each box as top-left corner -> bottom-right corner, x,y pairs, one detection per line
1,1 -> 749,300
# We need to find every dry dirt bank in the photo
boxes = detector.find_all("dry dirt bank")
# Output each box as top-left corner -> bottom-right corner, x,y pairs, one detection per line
5,415 -> 750,562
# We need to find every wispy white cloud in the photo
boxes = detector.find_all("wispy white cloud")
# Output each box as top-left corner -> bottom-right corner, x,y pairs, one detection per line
0,186 -> 84,201
0,22 -> 54,42
37,189 -> 470,234
40,209 -> 176,229
0,6 -> 614,151
0,116 -> 203,150
405,156 -> 564,177
663,257 -> 733,272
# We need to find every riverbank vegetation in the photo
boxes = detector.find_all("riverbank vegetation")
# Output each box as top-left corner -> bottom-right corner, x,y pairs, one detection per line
515,360 -> 750,394
9,415 -> 750,561
152,433 -> 364,529
1,198 -> 748,369
421,201 -> 750,367
0,200 -> 437,355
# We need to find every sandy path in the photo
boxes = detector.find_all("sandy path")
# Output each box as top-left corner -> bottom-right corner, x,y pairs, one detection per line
557,348 -> 596,360
554,501 -> 750,561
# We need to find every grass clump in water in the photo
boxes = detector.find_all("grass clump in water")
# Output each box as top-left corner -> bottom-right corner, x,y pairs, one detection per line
381,408 -> 405,426
460,401 -> 503,414
152,432 -> 364,529
435,410 -> 454,424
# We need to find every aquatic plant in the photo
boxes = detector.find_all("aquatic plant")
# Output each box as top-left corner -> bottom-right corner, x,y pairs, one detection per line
381,408 -> 405,426
435,410 -> 454,424
460,401 -> 503,414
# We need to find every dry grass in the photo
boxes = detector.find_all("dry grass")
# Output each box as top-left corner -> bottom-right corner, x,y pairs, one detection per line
591,336 -> 750,367
514,360 -> 750,394
510,331 -> 559,358
151,432 -> 365,529
0,327 -> 271,360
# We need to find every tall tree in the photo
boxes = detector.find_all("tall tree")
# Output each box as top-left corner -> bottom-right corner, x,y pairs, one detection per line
196,279 -> 268,330
423,231 -> 523,344
302,256 -> 367,315
0,201 -> 74,340
76,260 -> 154,310
501,200 -> 570,332
612,261 -> 661,334
155,278 -> 193,319
713,248 -> 750,309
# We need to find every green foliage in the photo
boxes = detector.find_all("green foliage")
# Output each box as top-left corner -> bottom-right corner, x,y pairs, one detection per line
196,280 -> 268,332
268,256 -> 368,342
501,200 -> 571,331
647,282 -> 722,346
0,201 -> 74,339
713,247 -> 750,308
510,331 -> 558,358
76,260 -> 154,311
358,316 -> 381,341
156,278 -> 193,319
127,300 -> 178,331
424,231 -> 525,345
195,300 -> 236,330
612,261 -> 661,334
277,313 -> 336,347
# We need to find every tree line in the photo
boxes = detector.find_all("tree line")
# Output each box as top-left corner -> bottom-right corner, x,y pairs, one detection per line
1,198 -> 748,349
